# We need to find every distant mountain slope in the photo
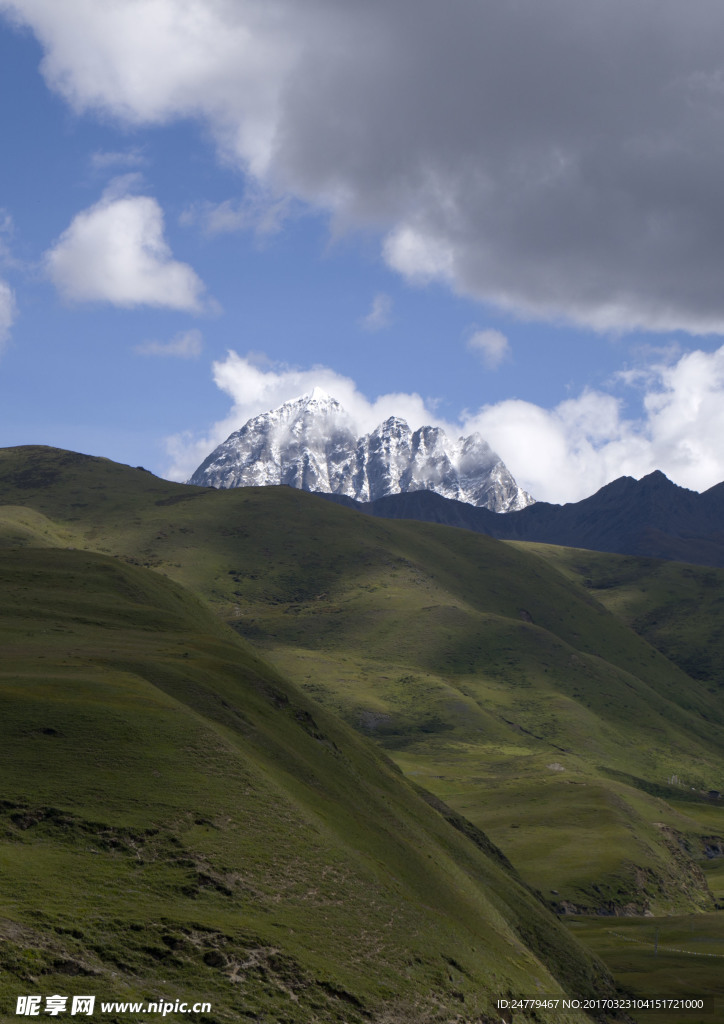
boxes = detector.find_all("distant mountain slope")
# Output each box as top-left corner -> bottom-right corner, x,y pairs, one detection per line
189,389 -> 533,512
323,470 -> 724,567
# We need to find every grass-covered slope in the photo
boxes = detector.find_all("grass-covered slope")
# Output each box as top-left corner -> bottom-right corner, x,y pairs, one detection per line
232,516 -> 724,916
516,542 -> 724,698
0,545 -> 618,1023
0,447 -> 722,920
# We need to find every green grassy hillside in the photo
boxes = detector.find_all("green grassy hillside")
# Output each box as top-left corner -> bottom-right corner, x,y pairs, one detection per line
1,445 -> 723,1018
0,546 -> 616,1022
515,542 -> 724,698
0,448 -> 722,913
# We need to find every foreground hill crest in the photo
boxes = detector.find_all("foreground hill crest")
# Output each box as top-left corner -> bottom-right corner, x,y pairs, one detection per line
189,388 -> 533,512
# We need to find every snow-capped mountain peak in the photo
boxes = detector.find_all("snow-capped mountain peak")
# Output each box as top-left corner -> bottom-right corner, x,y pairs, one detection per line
189,391 -> 533,512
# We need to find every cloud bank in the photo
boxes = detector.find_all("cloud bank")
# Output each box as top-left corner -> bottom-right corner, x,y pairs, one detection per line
8,0 -> 724,332
166,346 -> 724,503
45,184 -> 206,310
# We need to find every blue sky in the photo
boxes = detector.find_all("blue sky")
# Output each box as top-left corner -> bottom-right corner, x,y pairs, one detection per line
2,1 -> 724,502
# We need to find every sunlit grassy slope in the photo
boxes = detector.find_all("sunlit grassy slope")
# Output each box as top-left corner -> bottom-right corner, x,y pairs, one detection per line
0,446 -> 722,919
0,545 -> 618,1023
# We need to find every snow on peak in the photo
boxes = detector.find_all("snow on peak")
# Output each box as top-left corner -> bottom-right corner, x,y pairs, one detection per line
308,385 -> 333,402
190,392 -> 534,511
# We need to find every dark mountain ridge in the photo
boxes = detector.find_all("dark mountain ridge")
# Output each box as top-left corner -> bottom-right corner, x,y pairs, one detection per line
323,470 -> 724,567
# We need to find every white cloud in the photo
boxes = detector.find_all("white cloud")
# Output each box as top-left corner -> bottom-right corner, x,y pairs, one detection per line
467,329 -> 510,370
9,1 -> 724,332
643,347 -> 724,486
210,352 -> 438,437
45,183 -> 207,310
466,346 -> 724,502
0,278 -> 16,348
464,394 -> 649,504
360,293 -> 392,331
166,345 -> 724,502
383,227 -> 455,287
135,328 -> 203,359
0,0 -> 292,175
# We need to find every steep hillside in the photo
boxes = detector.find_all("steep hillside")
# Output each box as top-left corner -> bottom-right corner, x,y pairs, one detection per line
0,546 -> 612,1022
0,446 -> 722,924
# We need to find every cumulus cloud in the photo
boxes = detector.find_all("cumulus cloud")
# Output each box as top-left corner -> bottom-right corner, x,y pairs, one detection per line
0,278 -> 16,348
360,293 -> 392,331
467,329 -> 510,370
466,347 -> 724,501
165,345 -> 724,501
465,395 -> 649,504
8,0 -> 724,332
45,182 -> 206,310
0,0 -> 293,175
135,328 -> 203,359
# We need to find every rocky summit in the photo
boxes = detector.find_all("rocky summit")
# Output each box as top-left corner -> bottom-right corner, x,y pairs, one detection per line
189,388 -> 533,512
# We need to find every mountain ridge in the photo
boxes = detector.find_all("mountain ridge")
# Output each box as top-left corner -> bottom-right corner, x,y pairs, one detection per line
189,389 -> 533,512
321,468 -> 724,567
